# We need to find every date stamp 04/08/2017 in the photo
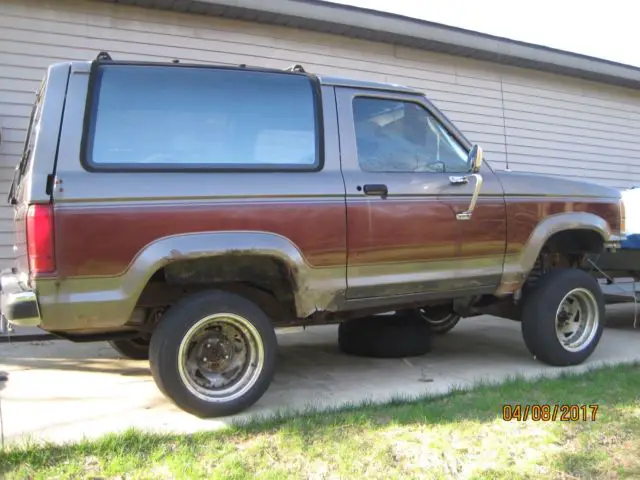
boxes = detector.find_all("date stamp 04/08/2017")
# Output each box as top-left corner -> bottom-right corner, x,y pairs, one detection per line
502,404 -> 599,422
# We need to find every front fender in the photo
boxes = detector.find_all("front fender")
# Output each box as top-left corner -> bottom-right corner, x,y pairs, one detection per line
497,212 -> 612,295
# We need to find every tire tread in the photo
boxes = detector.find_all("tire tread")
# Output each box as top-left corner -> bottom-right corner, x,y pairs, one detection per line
521,268 -> 604,366
148,289 -> 277,417
338,315 -> 431,358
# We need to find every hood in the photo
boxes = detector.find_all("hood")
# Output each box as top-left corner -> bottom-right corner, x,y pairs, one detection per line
494,170 -> 622,199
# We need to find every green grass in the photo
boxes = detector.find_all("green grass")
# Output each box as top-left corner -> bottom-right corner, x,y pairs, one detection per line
3,362 -> 640,479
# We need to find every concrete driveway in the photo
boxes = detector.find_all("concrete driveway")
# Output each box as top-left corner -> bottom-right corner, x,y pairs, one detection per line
1,307 -> 639,446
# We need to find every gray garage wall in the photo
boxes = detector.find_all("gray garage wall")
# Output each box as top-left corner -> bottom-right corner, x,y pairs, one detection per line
1,0 -> 640,266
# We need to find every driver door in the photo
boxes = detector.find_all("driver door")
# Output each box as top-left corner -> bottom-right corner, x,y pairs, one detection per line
336,87 -> 506,300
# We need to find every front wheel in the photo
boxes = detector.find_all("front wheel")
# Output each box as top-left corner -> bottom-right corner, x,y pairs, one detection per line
149,290 -> 278,418
521,269 -> 604,366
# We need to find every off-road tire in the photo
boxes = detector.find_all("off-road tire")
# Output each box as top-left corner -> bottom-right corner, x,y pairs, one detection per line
109,337 -> 150,360
521,268 -> 604,366
338,314 -> 431,358
149,290 -> 278,418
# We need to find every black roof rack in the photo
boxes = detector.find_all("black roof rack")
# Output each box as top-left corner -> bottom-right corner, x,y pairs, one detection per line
90,53 -> 310,76
96,51 -> 112,61
285,64 -> 306,73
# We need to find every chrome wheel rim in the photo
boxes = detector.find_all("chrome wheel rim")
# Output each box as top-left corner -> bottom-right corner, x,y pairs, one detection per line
178,313 -> 264,403
417,308 -> 457,326
555,288 -> 599,352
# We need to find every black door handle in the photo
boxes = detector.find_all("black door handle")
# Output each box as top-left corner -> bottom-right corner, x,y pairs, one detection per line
362,184 -> 388,196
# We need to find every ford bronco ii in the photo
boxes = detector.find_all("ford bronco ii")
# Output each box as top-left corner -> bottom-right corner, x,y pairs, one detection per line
2,53 -> 625,417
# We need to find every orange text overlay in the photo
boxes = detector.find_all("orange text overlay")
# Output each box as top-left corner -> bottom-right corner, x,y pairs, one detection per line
502,404 -> 599,422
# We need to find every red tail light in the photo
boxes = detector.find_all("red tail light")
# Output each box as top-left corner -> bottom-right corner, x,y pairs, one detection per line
26,203 -> 55,274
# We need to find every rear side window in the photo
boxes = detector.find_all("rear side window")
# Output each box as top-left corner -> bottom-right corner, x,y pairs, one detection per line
84,65 -> 321,170
8,78 -> 46,204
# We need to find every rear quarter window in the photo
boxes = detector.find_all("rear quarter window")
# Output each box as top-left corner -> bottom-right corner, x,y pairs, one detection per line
83,64 -> 322,171
8,77 -> 46,204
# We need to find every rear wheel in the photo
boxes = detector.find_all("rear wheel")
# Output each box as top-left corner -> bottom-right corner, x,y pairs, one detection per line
149,290 -> 278,417
521,269 -> 604,366
109,337 -> 150,360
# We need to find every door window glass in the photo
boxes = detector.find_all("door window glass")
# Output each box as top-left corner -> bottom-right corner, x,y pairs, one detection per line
352,97 -> 469,173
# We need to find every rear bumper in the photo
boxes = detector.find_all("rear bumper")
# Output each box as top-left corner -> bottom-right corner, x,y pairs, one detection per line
0,269 -> 41,327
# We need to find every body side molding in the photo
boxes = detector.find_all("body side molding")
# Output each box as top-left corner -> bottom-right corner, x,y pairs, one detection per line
36,231 -> 346,331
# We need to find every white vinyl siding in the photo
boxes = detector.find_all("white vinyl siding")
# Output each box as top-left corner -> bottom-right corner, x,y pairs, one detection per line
1,0 -> 640,266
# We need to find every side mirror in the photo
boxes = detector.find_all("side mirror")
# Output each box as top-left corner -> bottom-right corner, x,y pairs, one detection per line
468,144 -> 483,173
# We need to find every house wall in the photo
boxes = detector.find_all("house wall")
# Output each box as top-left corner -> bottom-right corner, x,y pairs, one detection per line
1,0 -> 640,265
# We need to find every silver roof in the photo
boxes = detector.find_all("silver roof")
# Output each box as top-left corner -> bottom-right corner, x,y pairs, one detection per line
95,0 -> 640,89
69,57 -> 422,94
316,75 -> 420,94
